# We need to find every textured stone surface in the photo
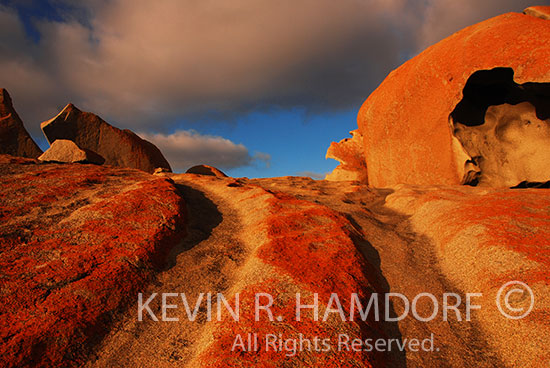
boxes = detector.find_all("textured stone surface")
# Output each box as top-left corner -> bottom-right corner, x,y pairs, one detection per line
38,139 -> 105,165
41,104 -> 171,173
385,185 -> 550,367
358,11 -> 550,187
185,164 -> 227,177
0,155 -> 186,368
325,129 -> 367,182
0,89 -> 42,158
454,102 -> 550,187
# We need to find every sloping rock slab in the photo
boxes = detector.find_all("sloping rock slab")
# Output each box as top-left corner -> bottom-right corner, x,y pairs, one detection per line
386,185 -> 550,367
0,155 -> 186,367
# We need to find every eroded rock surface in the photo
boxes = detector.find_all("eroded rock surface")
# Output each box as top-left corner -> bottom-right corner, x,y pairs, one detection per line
0,155 -> 185,368
38,139 -> 105,165
454,102 -> 550,187
357,11 -> 550,187
325,130 -> 368,182
41,104 -> 171,173
0,89 -> 42,158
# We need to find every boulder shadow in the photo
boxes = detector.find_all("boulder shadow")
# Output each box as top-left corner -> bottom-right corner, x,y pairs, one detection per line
163,183 -> 223,270
346,215 -> 408,368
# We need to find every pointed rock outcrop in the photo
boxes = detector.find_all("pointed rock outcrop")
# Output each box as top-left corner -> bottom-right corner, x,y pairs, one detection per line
0,89 -> 42,158
41,104 -> 171,173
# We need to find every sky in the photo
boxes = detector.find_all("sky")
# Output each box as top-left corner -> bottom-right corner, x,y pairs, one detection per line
0,0 -> 546,178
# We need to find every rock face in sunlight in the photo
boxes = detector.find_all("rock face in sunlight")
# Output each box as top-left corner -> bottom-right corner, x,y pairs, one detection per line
0,89 -> 42,159
4,7 -> 550,368
41,104 -> 172,173
186,164 -> 228,177
356,9 -> 550,187
325,130 -> 367,182
385,184 -> 550,367
0,155 -> 185,368
38,139 -> 105,165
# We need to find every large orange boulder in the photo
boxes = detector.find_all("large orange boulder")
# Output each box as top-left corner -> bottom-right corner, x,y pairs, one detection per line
0,155 -> 185,367
358,8 -> 550,187
0,89 -> 42,158
41,104 -> 172,173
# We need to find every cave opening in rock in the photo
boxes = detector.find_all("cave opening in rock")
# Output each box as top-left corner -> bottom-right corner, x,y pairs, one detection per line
450,68 -> 550,187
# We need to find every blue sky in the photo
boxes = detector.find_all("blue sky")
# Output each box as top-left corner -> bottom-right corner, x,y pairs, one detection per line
1,0 -> 544,178
177,108 -> 359,178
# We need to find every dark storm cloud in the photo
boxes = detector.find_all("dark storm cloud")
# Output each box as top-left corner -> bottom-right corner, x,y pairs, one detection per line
0,0 -> 543,167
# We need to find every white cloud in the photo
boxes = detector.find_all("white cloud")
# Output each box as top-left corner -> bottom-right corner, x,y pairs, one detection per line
138,130 -> 270,172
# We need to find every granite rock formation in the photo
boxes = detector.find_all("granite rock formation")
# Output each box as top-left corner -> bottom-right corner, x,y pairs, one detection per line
41,104 -> 171,173
0,155 -> 185,368
325,130 -> 367,182
38,139 -> 105,165
355,8 -> 550,187
0,89 -> 42,158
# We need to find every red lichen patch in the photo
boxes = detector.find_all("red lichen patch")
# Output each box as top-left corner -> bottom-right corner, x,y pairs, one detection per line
0,156 -> 186,367
409,188 -> 550,269
199,188 -> 386,367
200,280 -> 374,368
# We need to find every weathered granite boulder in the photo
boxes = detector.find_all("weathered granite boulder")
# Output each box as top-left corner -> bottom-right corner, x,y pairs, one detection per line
356,9 -> 550,187
38,139 -> 105,165
41,104 -> 171,173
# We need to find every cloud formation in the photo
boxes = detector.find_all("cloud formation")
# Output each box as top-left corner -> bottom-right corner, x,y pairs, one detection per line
0,0 -> 544,168
139,130 -> 270,172
2,0 -> 415,132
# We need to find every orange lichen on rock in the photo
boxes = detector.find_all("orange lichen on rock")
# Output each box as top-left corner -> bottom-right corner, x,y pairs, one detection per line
357,11 -> 550,187
198,185 -> 388,367
385,185 -> 550,366
0,155 -> 186,368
